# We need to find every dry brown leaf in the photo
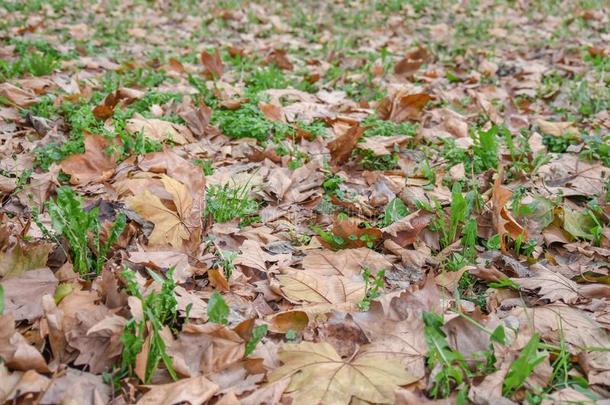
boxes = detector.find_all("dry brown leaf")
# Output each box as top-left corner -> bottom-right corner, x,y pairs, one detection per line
136,375 -> 218,405
382,210 -> 434,247
269,341 -> 413,405
126,114 -> 192,145
1,268 -> 58,321
492,172 -> 526,251
318,217 -> 382,250
511,264 -> 579,304
327,124 -> 365,165
39,368 -> 110,405
0,364 -> 49,403
378,90 -> 431,122
394,46 -> 428,77
60,134 -> 117,185
302,247 -> 391,277
0,314 -> 49,373
200,49 -> 224,78
357,135 -> 410,156
127,175 -> 193,249
0,83 -> 38,107
65,308 -> 126,374
179,103 -> 212,138
259,102 -> 285,123
509,304 -> 610,385
0,239 -> 51,277
277,270 -> 365,305
536,119 -> 578,137
169,323 -> 246,376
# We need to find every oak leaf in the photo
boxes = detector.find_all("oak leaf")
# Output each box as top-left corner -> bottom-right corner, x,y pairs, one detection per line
268,342 -> 412,405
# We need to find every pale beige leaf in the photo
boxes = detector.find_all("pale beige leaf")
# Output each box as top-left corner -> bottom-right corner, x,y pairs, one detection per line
136,375 -> 218,405
1,268 -> 58,321
277,271 -> 365,305
269,342 -> 412,405
511,264 -> 579,304
302,248 -> 391,277
126,114 -> 192,144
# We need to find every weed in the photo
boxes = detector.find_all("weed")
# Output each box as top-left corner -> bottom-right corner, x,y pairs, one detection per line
423,311 -> 469,398
245,65 -> 288,95
503,333 -> 548,397
486,234 -> 501,250
381,197 -> 409,227
205,182 -> 259,223
472,125 -> 498,173
356,149 -> 399,170
119,269 -> 178,383
245,325 -> 268,356
208,291 -> 229,324
213,103 -> 271,141
213,249 -> 238,279
357,268 -> 385,311
35,187 -> 125,277
430,183 -> 469,249
322,173 -> 343,196
193,158 -> 215,175
581,133 -> 610,167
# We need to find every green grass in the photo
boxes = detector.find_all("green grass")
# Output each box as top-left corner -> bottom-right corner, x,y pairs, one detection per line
205,182 -> 259,223
118,269 -> 178,384
34,187 -> 125,277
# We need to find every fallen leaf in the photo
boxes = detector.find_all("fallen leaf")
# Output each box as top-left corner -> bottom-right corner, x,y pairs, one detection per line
302,247 -> 392,277
269,341 -> 412,405
169,323 -> 246,376
126,114 -> 193,145
328,124 -> 365,164
394,46 -> 428,77
136,375 -> 218,405
200,49 -> 224,78
127,175 -> 193,249
378,90 -> 431,122
492,172 -> 527,251
0,239 -> 51,277
512,264 -> 580,304
0,364 -> 49,403
0,314 -> 49,373
0,83 -> 38,107
1,268 -> 58,321
382,210 -> 434,247
39,368 -> 110,405
60,134 -> 117,185
276,270 -> 365,305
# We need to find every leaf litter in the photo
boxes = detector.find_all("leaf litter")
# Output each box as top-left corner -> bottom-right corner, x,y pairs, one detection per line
0,0 -> 609,404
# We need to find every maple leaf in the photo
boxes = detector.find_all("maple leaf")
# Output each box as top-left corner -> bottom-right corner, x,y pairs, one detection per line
268,342 -> 412,405
127,175 -> 193,249
276,271 -> 365,305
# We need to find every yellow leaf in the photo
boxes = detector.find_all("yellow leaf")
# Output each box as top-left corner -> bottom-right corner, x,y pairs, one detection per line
269,342 -> 412,405
127,175 -> 192,248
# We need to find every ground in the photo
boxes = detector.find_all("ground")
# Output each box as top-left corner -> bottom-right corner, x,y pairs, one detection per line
0,0 -> 609,404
